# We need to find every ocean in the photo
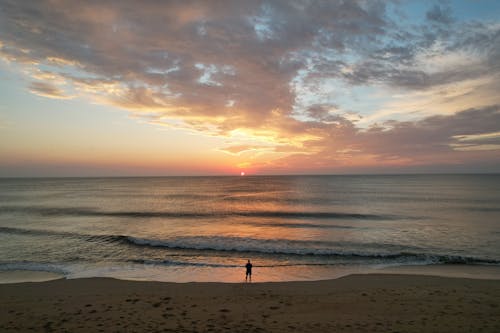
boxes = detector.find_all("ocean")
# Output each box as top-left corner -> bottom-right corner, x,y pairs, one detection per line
0,175 -> 499,282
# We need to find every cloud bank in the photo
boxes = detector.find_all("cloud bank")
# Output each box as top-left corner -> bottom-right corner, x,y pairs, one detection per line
1,0 -> 499,172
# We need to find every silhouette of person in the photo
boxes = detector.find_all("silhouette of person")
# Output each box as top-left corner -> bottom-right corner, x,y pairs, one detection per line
245,259 -> 253,282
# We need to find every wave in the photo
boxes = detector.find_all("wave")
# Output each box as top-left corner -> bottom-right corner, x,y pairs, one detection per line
0,205 -> 397,220
0,226 -> 128,244
129,259 -> 243,268
1,226 -> 498,266
129,255 -> 500,267
125,236 -> 500,265
127,259 -> 359,268
257,222 -> 361,229
465,207 -> 500,212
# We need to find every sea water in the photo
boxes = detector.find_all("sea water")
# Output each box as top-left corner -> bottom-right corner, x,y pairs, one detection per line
0,175 -> 499,282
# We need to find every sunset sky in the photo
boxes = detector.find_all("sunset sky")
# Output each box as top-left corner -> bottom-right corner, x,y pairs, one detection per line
1,0 -> 499,176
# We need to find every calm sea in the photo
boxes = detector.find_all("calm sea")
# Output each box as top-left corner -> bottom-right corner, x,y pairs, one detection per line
1,175 -> 499,282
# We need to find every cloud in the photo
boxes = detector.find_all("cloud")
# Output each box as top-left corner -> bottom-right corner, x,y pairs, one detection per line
426,4 -> 454,25
453,131 -> 500,144
0,1 -> 388,128
451,131 -> 500,152
269,105 -> 500,172
217,145 -> 273,156
28,81 -> 73,99
0,0 -> 499,172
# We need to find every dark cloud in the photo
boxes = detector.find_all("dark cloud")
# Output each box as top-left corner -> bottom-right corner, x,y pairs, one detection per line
304,104 -> 349,124
28,81 -> 71,99
272,105 -> 500,170
426,4 -> 454,25
360,105 -> 500,157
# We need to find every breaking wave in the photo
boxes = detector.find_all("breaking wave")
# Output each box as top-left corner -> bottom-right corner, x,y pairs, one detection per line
1,226 -> 498,266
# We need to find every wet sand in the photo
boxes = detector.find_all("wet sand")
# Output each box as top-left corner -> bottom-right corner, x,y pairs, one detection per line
1,274 -> 499,332
0,270 -> 63,284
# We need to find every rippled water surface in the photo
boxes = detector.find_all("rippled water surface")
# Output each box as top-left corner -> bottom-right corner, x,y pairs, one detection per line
1,175 -> 499,281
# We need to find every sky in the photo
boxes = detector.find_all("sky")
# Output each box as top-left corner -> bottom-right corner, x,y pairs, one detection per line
0,0 -> 499,176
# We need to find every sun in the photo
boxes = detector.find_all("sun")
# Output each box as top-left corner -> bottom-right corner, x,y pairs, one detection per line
240,171 -> 245,176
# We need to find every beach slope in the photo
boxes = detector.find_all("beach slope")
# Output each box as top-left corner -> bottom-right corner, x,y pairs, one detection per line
1,274 -> 499,332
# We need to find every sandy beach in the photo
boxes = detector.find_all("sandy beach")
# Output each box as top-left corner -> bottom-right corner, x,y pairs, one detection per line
1,274 -> 499,333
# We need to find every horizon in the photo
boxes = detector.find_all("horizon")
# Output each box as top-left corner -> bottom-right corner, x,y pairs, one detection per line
1,172 -> 499,179
1,1 -> 500,177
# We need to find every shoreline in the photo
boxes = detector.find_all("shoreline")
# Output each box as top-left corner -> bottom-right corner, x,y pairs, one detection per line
2,263 -> 499,284
1,273 -> 499,332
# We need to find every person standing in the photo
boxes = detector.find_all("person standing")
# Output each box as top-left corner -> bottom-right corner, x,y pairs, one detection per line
245,259 -> 253,282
